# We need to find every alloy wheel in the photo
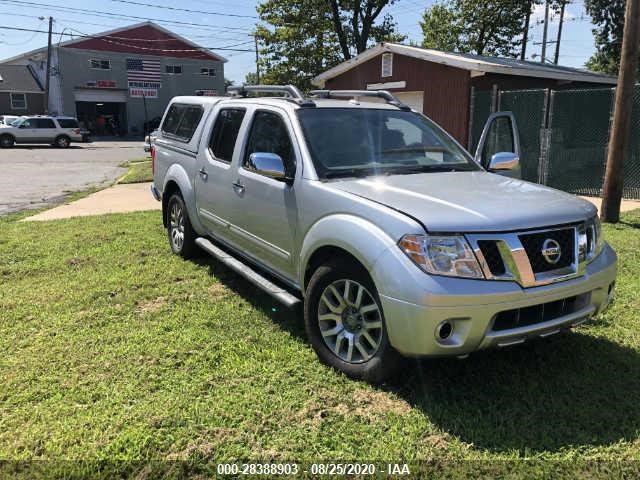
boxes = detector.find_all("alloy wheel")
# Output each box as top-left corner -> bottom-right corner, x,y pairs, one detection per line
169,201 -> 185,251
317,279 -> 383,363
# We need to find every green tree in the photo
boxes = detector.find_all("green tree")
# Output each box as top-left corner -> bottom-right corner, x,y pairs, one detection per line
585,0 -> 627,75
254,0 -> 403,89
420,0 -> 534,57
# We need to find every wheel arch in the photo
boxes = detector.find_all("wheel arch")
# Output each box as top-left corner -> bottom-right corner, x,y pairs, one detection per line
299,214 -> 397,294
161,164 -> 205,234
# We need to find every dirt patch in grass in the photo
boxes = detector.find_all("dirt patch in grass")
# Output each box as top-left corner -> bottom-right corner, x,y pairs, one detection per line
352,389 -> 412,418
135,296 -> 167,314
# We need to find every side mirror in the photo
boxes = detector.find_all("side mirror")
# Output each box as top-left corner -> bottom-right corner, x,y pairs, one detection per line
488,152 -> 519,171
19,124 -> 27,129
248,152 -> 293,183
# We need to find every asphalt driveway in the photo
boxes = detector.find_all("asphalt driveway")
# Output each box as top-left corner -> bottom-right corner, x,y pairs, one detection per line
0,140 -> 145,215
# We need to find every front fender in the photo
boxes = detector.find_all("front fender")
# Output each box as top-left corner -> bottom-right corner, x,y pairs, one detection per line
299,214 -> 398,293
163,164 -> 206,235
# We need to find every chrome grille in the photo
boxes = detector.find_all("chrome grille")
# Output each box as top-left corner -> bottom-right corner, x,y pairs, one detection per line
467,225 -> 583,288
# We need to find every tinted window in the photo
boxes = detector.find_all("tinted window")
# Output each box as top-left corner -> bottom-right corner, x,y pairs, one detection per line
57,119 -> 79,128
174,106 -> 204,140
32,118 -> 56,129
209,109 -> 245,163
161,105 -> 183,135
243,111 -> 294,175
161,104 -> 203,141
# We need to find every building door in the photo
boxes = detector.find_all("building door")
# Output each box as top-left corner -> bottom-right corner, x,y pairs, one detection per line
395,91 -> 424,113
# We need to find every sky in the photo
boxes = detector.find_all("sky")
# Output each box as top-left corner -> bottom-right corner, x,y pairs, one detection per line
0,0 -> 598,84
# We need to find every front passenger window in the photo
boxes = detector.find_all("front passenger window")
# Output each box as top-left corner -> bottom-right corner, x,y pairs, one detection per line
243,111 -> 295,175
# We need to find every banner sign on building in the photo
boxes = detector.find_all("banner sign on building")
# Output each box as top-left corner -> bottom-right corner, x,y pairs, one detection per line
86,80 -> 117,88
196,89 -> 218,96
128,80 -> 161,90
129,88 -> 158,98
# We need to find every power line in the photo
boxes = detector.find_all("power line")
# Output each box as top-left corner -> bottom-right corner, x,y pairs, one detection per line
0,25 -> 255,52
106,0 -> 257,20
0,0 -> 253,32
0,10 -> 254,40
0,18 -> 44,45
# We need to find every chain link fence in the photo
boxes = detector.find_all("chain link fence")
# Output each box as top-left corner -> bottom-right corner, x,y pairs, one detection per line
469,84 -> 640,199
545,88 -> 614,196
498,89 -> 547,183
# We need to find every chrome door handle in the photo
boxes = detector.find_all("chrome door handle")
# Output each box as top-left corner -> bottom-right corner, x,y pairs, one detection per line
198,168 -> 208,179
232,181 -> 245,193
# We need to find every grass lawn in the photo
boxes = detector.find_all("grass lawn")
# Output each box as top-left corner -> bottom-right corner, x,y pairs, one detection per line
118,159 -> 153,184
1,209 -> 640,478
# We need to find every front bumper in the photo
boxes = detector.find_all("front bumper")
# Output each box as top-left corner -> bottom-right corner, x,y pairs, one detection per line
372,242 -> 617,357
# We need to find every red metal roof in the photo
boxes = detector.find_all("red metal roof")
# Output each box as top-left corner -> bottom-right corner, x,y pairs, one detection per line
65,24 -> 220,61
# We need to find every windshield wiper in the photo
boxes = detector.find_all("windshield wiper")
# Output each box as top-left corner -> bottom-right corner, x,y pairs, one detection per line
381,165 -> 474,175
323,168 -> 380,179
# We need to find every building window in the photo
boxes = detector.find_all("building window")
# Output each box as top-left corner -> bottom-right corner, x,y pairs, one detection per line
381,53 -> 393,78
10,93 -> 27,110
200,68 -> 216,77
89,59 -> 111,70
166,65 -> 182,75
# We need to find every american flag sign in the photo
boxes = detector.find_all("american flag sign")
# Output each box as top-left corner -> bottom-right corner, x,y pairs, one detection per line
126,58 -> 161,82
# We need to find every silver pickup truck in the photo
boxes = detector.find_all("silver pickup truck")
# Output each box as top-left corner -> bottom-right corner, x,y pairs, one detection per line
151,85 -> 617,382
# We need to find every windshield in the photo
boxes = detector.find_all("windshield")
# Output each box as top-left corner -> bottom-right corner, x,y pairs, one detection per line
297,108 -> 479,179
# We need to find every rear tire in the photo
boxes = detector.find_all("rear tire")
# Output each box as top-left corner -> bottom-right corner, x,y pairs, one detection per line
54,135 -> 71,148
166,193 -> 197,258
0,134 -> 14,148
304,259 -> 403,384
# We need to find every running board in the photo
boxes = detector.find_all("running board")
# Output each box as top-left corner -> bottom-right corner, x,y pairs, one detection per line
195,237 -> 301,308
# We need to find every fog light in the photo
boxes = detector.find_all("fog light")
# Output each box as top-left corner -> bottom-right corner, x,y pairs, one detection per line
435,320 -> 453,341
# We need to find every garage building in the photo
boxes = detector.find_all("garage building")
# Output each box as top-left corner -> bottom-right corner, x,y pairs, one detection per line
1,22 -> 226,136
312,43 -> 617,146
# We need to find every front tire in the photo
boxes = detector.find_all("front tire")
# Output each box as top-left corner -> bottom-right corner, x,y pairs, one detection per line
166,193 -> 197,258
0,134 -> 15,148
304,260 -> 402,383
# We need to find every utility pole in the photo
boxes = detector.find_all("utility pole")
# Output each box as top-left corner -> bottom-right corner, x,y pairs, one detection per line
540,1 -> 550,63
521,0 -> 532,61
601,0 -> 640,222
44,16 -> 53,114
554,1 -> 566,64
254,35 -> 260,84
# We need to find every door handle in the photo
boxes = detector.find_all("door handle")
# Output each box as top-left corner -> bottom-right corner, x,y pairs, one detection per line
198,168 -> 208,179
232,180 -> 245,193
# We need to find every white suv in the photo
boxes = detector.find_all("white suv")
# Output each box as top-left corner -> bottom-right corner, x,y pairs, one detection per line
0,115 -> 83,148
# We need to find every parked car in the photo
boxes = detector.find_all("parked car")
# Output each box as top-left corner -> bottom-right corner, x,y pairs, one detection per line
0,115 -> 20,126
144,129 -> 158,153
0,115 -> 83,148
151,86 -> 617,383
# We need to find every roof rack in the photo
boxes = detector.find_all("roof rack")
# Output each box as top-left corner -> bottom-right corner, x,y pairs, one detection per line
227,85 -> 316,107
309,89 -> 411,110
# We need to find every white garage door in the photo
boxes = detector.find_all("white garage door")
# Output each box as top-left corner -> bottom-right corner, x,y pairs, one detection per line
395,91 -> 424,113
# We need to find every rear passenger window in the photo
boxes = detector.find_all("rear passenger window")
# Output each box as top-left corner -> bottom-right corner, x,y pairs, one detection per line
161,104 -> 203,142
208,109 -> 245,163
57,119 -> 79,128
33,118 -> 56,129
243,111 -> 294,173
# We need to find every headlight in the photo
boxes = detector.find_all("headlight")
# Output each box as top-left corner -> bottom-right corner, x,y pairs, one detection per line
398,234 -> 484,279
579,216 -> 604,262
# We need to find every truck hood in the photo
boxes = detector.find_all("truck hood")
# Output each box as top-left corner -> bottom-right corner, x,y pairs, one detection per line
329,171 -> 597,232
